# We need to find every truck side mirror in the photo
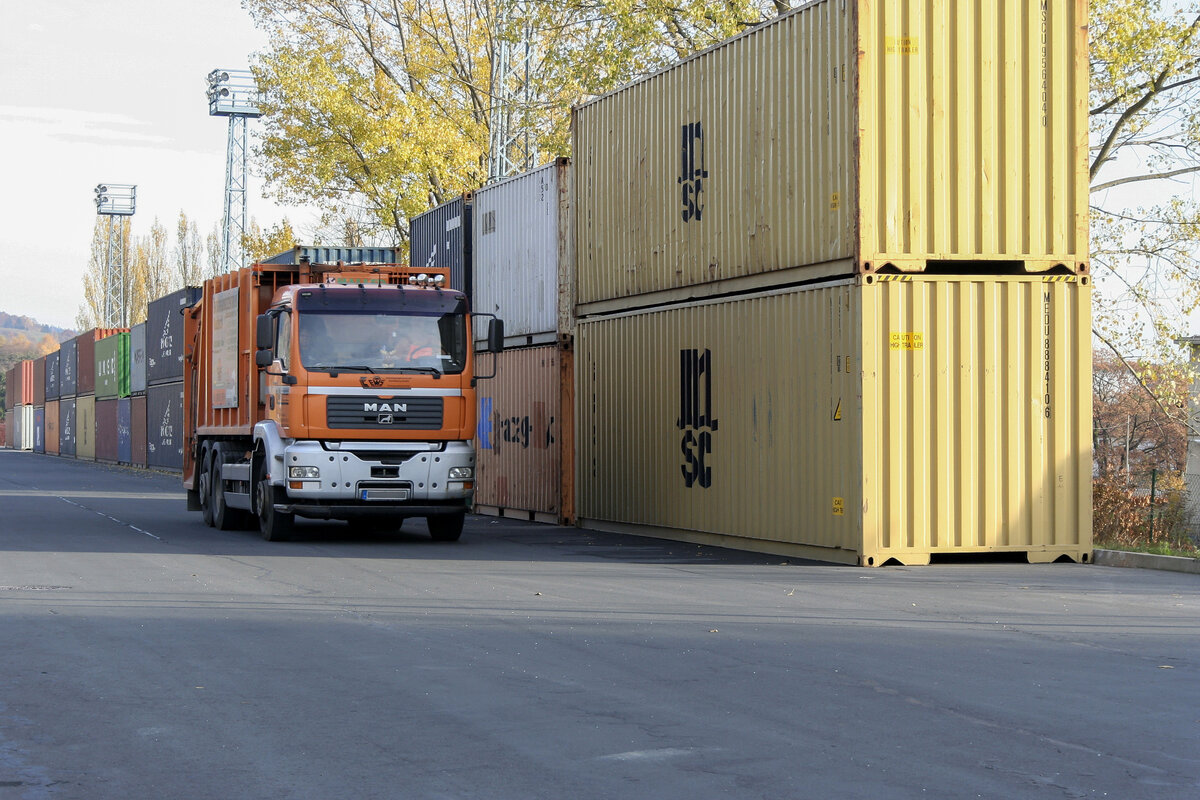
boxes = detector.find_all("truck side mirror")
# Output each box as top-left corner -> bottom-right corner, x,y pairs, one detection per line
256,314 -> 274,350
487,319 -> 505,353
254,350 -> 274,368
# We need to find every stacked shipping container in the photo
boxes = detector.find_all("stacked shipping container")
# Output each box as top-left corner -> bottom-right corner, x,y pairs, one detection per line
471,159 -> 575,524
33,357 -> 45,453
95,332 -> 130,463
571,0 -> 1092,565
146,288 -> 200,471
130,322 -> 148,466
410,194 -> 473,304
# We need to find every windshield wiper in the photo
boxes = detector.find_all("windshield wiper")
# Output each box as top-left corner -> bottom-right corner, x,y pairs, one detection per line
392,366 -> 441,377
323,365 -> 377,375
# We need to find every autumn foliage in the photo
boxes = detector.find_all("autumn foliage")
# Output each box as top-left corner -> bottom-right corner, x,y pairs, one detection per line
1092,353 -> 1196,550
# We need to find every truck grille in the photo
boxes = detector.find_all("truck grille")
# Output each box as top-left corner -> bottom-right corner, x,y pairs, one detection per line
326,396 -> 444,430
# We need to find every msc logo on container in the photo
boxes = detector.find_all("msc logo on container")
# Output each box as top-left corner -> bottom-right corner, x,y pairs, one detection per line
678,121 -> 708,223
677,348 -> 718,489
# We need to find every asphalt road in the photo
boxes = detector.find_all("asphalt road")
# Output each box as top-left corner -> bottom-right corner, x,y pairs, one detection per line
0,449 -> 1197,800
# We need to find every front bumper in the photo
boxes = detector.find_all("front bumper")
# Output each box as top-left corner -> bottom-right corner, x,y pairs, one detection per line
276,439 -> 475,509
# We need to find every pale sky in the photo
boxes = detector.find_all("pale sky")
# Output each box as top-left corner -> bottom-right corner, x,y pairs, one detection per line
0,0 -> 312,329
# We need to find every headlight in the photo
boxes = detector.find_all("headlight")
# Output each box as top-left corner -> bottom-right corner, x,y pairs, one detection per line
289,466 -> 320,479
448,466 -> 473,480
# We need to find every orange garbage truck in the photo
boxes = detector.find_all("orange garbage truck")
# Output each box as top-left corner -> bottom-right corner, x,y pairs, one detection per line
182,259 -> 502,541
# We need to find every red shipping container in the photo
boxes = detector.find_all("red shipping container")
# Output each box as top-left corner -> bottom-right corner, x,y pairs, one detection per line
474,344 -> 575,525
14,360 -> 34,406
96,398 -> 119,463
33,357 -> 46,406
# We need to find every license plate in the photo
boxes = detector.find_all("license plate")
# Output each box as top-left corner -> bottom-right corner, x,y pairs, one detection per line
360,488 -> 410,501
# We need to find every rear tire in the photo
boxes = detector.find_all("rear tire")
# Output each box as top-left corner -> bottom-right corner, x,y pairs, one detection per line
427,512 -> 465,542
210,448 -> 247,531
198,443 -> 215,527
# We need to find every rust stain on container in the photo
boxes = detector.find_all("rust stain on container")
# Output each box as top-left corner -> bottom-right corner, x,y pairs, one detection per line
475,344 -> 575,525
576,275 -> 1092,566
572,0 -> 1088,309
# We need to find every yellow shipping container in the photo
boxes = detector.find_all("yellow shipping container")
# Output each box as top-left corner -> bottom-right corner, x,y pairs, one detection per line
76,394 -> 96,461
576,275 -> 1092,566
573,0 -> 1089,310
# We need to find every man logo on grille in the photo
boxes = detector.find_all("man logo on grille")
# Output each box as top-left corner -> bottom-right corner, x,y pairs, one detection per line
378,414 -> 393,425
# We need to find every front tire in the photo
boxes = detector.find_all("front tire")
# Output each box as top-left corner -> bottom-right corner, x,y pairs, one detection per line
427,512 -> 465,542
256,471 -> 294,542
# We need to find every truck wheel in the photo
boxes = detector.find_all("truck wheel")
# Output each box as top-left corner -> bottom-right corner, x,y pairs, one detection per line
427,512 -> 465,542
198,443 -> 215,527
256,475 -> 294,542
210,450 -> 245,531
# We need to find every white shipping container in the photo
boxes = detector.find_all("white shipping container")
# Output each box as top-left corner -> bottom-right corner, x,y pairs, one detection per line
472,159 -> 573,345
14,405 -> 34,451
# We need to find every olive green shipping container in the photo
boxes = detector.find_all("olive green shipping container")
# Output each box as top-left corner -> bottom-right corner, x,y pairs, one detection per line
572,0 -> 1089,310
95,332 -> 131,399
576,275 -> 1092,566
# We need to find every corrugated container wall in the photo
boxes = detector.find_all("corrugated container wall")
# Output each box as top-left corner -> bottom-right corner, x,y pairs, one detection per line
472,160 -> 573,345
118,397 -> 132,464
96,398 -> 119,462
147,287 -> 202,385
15,406 -> 33,450
475,345 -> 575,524
34,407 -> 44,453
45,400 -> 59,455
147,382 -> 184,471
59,398 -> 76,457
76,329 -> 125,396
95,333 -> 131,399
572,0 -> 1089,309
76,394 -> 96,461
45,351 -> 60,400
130,322 -> 147,394
576,275 -> 1092,566
59,338 -> 77,397
410,194 -> 473,302
261,246 -> 403,265
33,357 -> 46,406
14,360 -> 33,406
131,394 -> 147,467
4,366 -> 13,411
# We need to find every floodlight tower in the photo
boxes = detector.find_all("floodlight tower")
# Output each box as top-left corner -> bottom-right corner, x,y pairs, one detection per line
207,68 -> 261,272
94,184 -> 136,328
487,2 -> 537,182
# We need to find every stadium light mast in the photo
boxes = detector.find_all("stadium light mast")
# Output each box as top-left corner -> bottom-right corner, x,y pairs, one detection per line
93,184 -> 136,328
487,2 -> 537,182
207,68 -> 261,272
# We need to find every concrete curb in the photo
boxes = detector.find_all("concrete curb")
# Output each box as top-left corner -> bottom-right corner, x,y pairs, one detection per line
1094,548 -> 1200,575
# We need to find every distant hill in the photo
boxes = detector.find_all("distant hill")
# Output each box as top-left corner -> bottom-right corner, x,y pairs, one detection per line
0,313 -> 77,417
0,311 -> 76,344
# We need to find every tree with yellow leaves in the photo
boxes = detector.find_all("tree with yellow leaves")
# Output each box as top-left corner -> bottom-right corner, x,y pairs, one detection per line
1090,2 -> 1200,381
244,0 -> 782,244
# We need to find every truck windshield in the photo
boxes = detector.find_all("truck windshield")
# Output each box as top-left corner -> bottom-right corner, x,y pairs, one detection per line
298,310 -> 468,375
